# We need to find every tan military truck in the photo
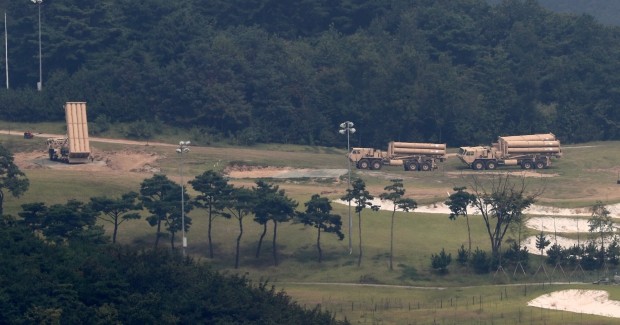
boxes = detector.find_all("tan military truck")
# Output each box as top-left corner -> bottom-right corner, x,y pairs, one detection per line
47,102 -> 91,163
456,133 -> 562,170
348,141 -> 447,171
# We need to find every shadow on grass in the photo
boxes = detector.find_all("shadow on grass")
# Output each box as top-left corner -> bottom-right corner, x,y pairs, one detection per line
397,263 -> 422,281
291,245 -> 345,264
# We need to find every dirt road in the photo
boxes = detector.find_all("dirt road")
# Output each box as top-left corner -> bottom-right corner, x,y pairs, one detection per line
0,129 -> 175,147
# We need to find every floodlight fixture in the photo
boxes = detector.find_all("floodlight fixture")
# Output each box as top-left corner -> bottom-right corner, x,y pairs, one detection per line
339,121 -> 356,255
176,140 -> 191,256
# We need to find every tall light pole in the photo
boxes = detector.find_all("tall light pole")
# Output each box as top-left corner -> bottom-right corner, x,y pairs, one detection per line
31,0 -> 43,91
176,141 -> 190,255
339,121 -> 355,255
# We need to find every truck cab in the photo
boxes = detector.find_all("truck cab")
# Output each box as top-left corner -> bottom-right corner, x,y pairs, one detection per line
348,148 -> 385,170
457,146 -> 487,164
457,146 -> 499,170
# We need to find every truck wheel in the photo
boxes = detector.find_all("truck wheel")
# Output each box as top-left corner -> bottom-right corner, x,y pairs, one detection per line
371,161 -> 382,170
358,160 -> 370,169
406,162 -> 418,171
522,161 -> 533,170
472,160 -> 485,171
485,161 -> 497,170
420,162 -> 431,171
535,161 -> 546,169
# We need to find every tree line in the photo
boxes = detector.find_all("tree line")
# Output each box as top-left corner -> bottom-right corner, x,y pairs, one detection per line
0,0 -> 618,147
0,219 -> 348,324
441,179 -> 620,275
3,143 -> 617,277
0,146 -> 349,323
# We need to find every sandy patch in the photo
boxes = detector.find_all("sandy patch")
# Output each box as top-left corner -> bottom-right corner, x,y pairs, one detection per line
528,290 -> 620,318
13,149 -> 161,173
527,217 -> 591,233
333,199 -> 620,218
522,235 -> 580,255
225,165 -> 346,179
446,170 -> 559,178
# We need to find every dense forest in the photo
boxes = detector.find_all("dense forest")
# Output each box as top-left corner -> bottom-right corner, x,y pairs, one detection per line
0,0 -> 619,147
488,0 -> 620,26
0,215 -> 346,324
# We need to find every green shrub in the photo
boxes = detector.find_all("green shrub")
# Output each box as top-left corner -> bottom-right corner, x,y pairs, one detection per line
456,244 -> 468,266
546,243 -> 567,266
431,248 -> 452,274
471,247 -> 489,274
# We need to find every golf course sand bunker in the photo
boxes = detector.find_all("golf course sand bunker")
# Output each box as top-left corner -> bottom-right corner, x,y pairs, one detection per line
526,217 -> 592,233
528,289 -> 620,318
333,199 -> 620,218
522,235 -> 578,255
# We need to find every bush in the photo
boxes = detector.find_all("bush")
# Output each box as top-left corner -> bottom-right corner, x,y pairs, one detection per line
582,242 -> 604,270
236,127 -> 263,146
456,244 -> 468,266
566,244 -> 583,266
546,244 -> 567,266
471,247 -> 490,274
431,248 -> 452,274
90,114 -> 111,135
124,119 -> 155,140
503,242 -> 529,268
607,240 -> 620,266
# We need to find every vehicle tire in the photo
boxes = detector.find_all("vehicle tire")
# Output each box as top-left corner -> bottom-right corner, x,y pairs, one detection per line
535,161 -> 546,169
371,160 -> 382,170
406,162 -> 418,171
473,160 -> 485,171
420,162 -> 431,171
485,161 -> 497,170
358,160 -> 370,169
522,161 -> 533,170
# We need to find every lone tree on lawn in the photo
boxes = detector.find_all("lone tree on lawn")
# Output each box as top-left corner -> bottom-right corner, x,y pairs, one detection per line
252,181 -> 279,259
253,181 -> 298,266
446,186 -> 476,256
223,186 -> 257,269
0,144 -> 29,216
379,179 -> 417,270
190,171 -> 233,258
466,174 -> 538,261
89,192 -> 142,243
341,178 -> 379,267
298,194 -> 344,263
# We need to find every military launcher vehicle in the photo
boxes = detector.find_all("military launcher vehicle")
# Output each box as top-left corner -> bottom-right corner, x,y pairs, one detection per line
457,133 -> 562,170
348,141 -> 447,171
47,102 -> 91,164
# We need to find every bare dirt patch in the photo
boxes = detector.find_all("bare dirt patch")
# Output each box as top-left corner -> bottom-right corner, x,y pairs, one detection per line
224,165 -> 346,180
13,149 -> 161,173
445,170 -> 559,178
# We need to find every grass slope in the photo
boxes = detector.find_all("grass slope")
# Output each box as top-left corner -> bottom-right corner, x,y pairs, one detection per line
1,124 -> 620,324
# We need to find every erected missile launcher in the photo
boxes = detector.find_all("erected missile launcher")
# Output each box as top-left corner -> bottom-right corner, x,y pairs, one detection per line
456,133 -> 562,170
348,141 -> 447,171
47,102 -> 91,164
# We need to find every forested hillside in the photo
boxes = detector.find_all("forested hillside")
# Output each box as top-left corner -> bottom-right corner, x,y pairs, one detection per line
0,0 -> 618,146
0,217 -> 345,324
488,0 -> 620,26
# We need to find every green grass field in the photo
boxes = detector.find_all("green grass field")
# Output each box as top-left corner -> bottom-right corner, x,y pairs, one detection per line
2,124 -> 620,324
